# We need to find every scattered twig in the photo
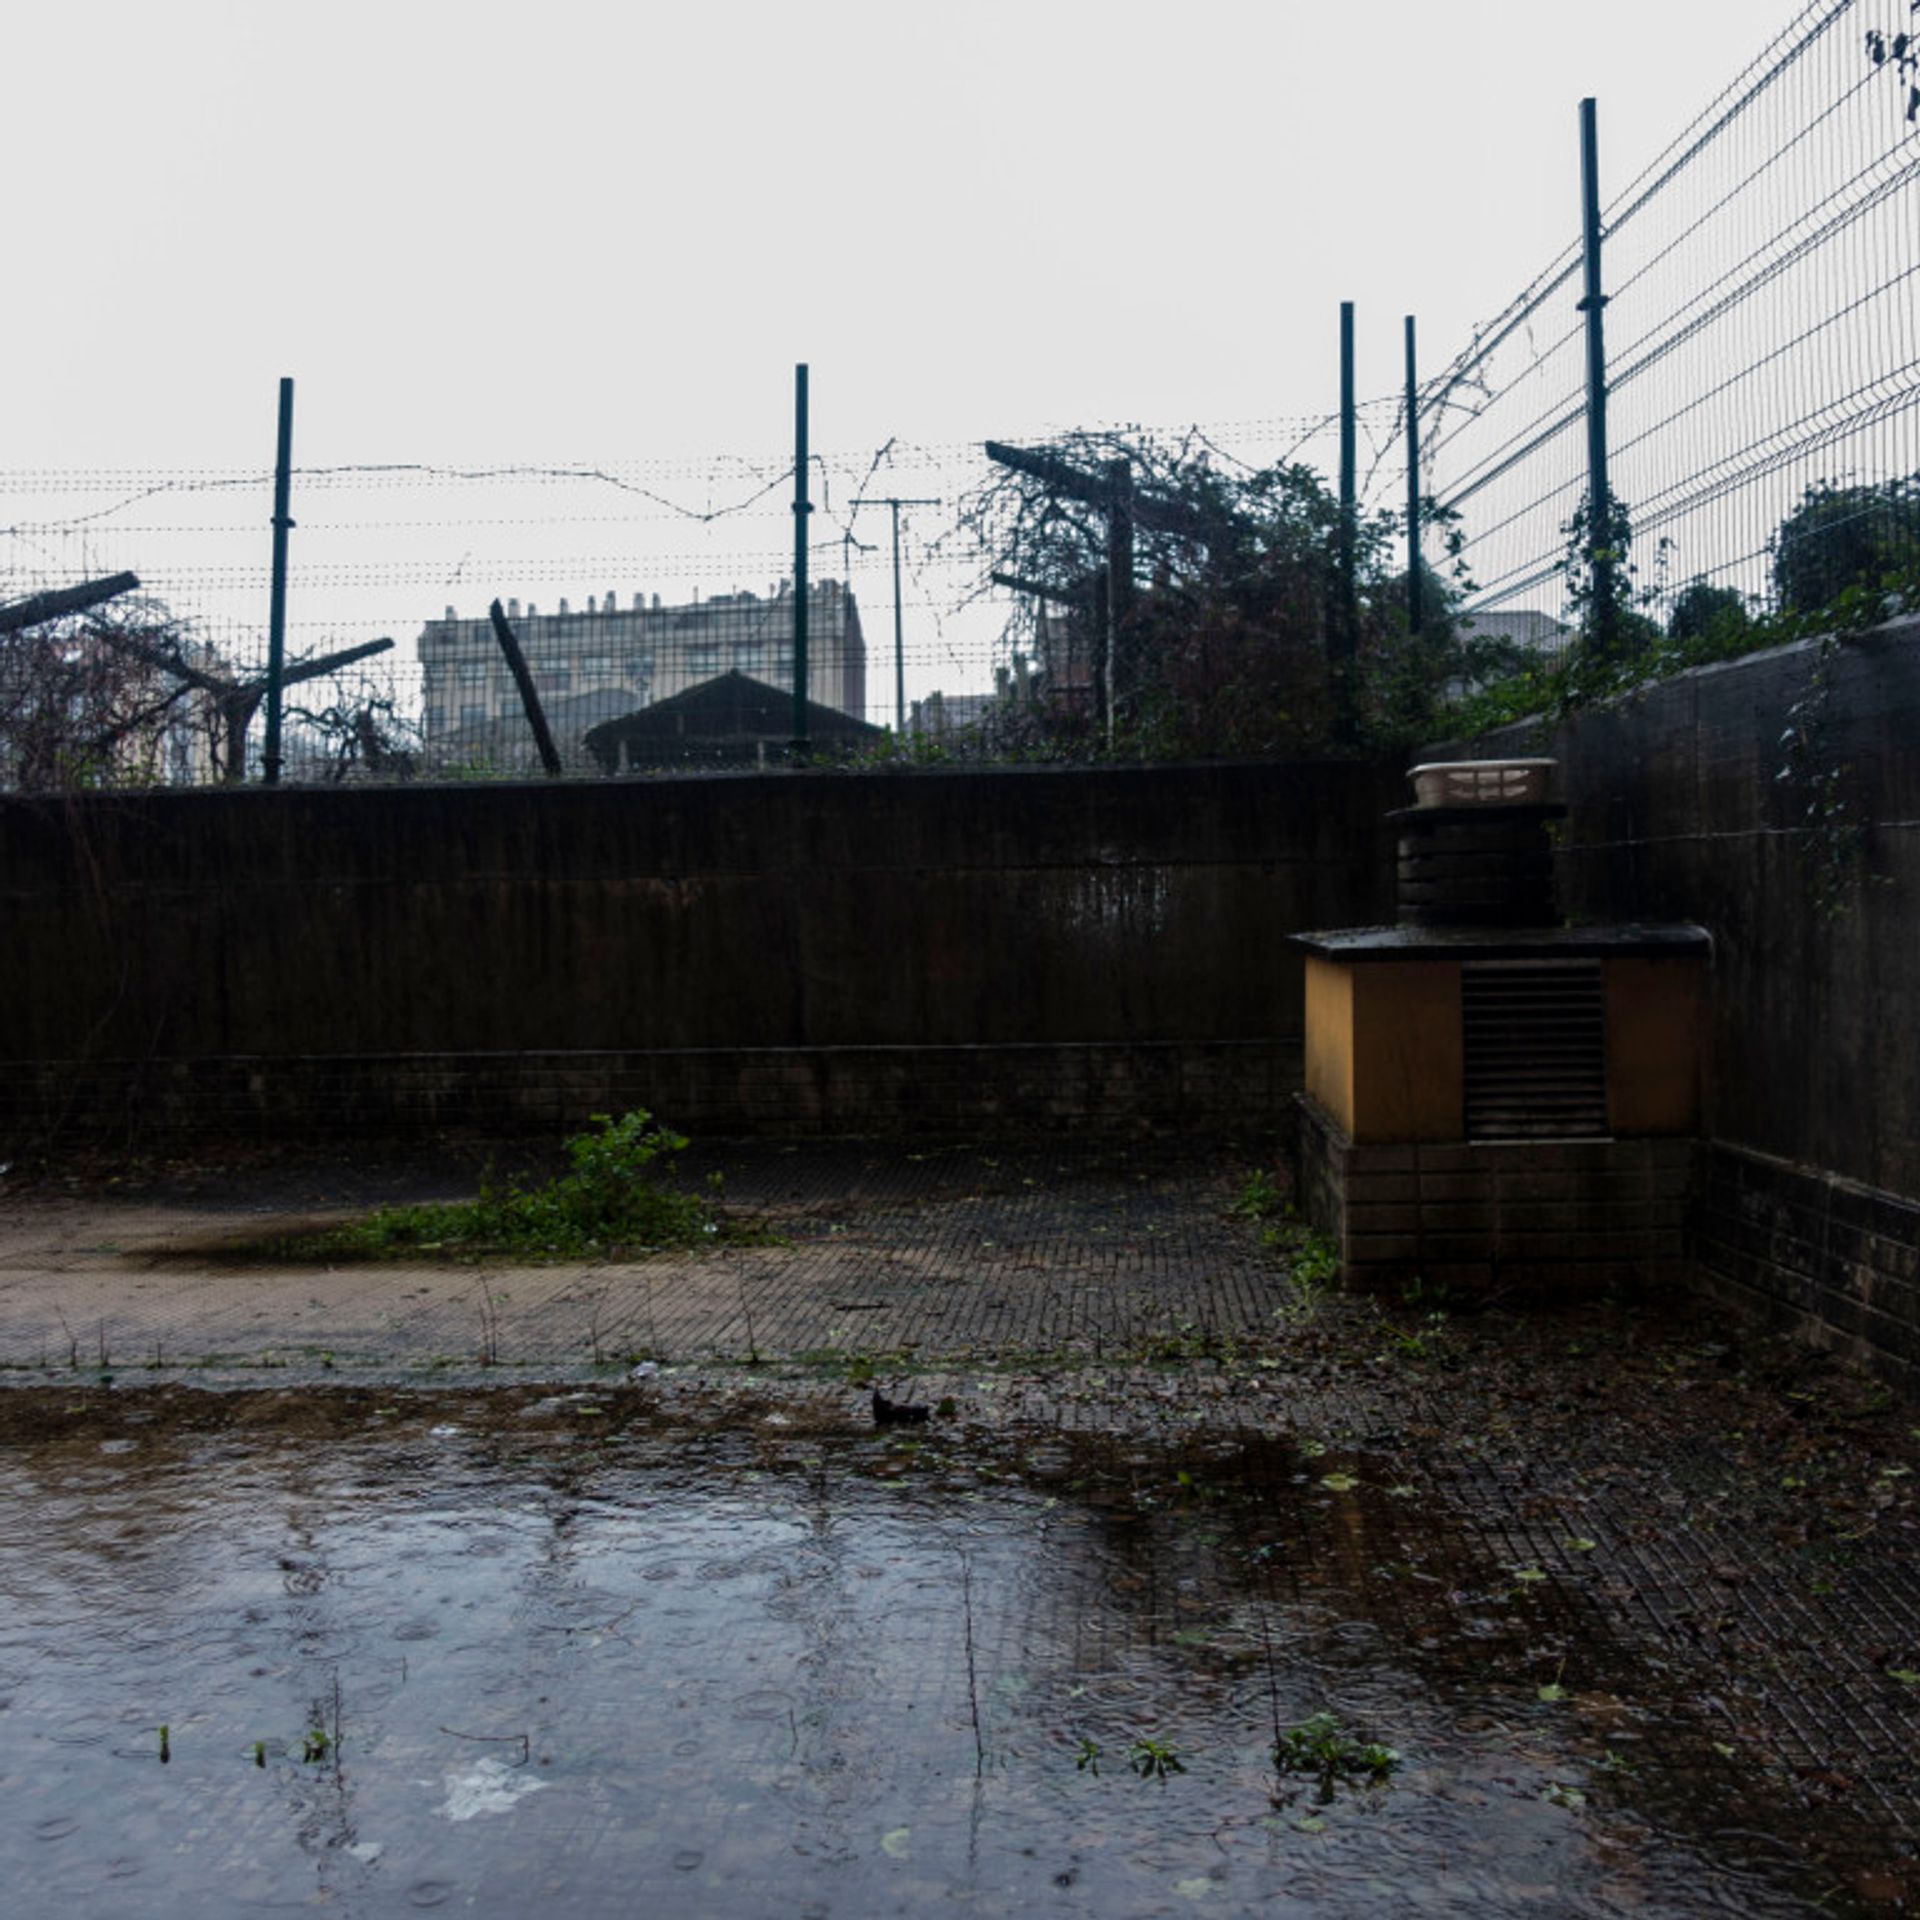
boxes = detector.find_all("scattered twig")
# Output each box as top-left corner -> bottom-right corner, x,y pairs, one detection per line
1256,1602 -> 1285,1755
961,1552 -> 985,1776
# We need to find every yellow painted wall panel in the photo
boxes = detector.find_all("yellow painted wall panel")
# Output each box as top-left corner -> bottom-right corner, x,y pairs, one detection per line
1303,955 -> 1356,1136
1351,962 -> 1463,1143
1606,957 -> 1706,1135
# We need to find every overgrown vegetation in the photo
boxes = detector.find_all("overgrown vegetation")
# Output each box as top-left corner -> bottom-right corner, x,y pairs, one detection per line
1443,476 -> 1920,741
945,428 -> 1495,761
1431,477 -> 1918,918
277,1110 -> 726,1262
1229,1170 -> 1340,1316
0,591 -> 214,790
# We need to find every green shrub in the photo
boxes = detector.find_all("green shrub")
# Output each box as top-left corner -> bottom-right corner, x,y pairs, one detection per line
282,1110 -> 715,1261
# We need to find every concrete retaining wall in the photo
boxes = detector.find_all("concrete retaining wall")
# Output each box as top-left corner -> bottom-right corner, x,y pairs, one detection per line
1476,616 -> 1920,1382
0,760 -> 1401,1143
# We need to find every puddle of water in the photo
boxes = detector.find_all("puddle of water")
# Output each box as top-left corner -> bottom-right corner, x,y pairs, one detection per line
0,1396 -> 1867,1916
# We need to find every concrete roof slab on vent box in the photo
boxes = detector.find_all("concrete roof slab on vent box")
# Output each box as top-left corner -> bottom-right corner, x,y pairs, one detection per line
1289,923 -> 1715,963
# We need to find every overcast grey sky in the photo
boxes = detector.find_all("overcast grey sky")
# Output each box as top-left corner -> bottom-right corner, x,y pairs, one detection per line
5,0 -> 1831,473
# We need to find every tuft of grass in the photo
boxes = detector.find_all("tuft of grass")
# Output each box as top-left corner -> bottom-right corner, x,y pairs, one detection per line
1229,1168 -> 1286,1222
274,1110 -> 743,1264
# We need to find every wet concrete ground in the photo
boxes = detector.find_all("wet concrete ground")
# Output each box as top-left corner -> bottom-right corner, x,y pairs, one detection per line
3,1138 -> 1919,1914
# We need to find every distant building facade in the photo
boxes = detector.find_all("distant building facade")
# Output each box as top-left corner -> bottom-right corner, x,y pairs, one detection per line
417,580 -> 866,771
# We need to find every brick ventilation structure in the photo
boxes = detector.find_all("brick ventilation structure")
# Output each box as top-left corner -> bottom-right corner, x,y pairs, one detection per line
1292,758 -> 1712,1296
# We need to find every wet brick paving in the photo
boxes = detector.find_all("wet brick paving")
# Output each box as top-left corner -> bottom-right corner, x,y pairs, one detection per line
3,1135 -> 1920,1903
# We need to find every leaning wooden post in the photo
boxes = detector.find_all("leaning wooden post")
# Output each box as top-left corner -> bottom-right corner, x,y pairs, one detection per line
488,598 -> 564,776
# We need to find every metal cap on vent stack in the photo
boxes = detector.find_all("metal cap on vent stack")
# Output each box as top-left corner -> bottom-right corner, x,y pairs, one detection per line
1391,758 -> 1564,928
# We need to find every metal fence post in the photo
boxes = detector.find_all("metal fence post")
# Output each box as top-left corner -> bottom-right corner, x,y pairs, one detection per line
791,362 -> 811,763
890,498 -> 905,734
1404,315 -> 1422,636
1334,302 -> 1358,742
1579,97 -> 1618,655
1105,457 -> 1134,746
262,376 -> 294,784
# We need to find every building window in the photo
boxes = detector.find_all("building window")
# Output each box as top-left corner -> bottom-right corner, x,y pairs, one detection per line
459,704 -> 487,730
688,644 -> 720,678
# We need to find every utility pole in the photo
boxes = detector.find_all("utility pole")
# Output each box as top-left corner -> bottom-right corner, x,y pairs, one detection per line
857,495 -> 940,733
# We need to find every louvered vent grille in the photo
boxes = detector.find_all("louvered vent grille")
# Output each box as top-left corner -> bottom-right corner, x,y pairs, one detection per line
1462,960 -> 1608,1140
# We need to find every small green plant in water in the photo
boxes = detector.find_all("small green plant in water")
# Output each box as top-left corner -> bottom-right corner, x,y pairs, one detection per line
301,1727 -> 331,1764
1128,1737 -> 1186,1780
1273,1712 -> 1398,1790
1075,1737 -> 1102,1775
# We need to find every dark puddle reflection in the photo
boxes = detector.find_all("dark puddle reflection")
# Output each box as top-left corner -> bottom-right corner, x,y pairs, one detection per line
0,1392 -> 1856,1916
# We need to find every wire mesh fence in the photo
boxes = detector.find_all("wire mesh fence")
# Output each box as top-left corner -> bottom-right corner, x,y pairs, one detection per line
2,0 -> 1915,788
0,416 -> 1355,784
1410,0 -> 1920,656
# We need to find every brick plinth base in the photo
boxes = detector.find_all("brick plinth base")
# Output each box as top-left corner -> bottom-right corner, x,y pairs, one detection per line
1294,1092 -> 1694,1296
